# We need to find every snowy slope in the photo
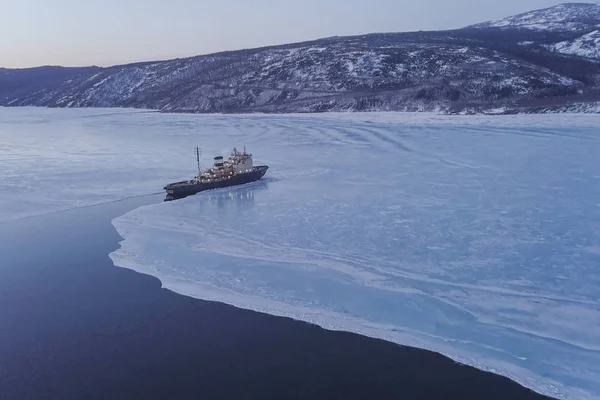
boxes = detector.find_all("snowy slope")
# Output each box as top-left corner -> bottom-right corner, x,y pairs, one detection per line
546,29 -> 600,59
1,38 -> 596,114
468,3 -> 600,62
468,3 -> 600,31
1,3 -> 600,113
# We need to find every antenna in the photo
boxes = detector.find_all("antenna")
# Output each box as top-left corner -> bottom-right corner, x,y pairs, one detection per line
195,146 -> 202,176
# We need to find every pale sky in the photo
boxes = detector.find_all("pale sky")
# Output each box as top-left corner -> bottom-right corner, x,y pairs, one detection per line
0,0 -> 573,68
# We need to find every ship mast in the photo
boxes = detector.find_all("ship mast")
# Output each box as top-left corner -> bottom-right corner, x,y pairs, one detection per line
195,146 -> 202,176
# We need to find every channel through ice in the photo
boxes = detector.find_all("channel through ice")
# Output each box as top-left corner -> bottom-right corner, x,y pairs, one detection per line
2,108 -> 600,399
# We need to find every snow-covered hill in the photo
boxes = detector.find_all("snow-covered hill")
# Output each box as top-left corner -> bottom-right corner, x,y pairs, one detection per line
468,3 -> 600,32
467,3 -> 600,64
2,3 -> 600,114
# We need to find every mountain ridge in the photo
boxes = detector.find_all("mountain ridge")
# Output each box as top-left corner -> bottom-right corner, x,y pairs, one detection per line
2,2 -> 600,115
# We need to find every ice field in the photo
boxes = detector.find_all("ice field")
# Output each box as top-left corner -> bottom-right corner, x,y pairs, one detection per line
2,108 -> 600,399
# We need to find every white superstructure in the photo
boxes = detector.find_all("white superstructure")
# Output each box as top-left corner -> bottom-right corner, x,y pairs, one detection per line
195,147 -> 254,183
227,147 -> 253,174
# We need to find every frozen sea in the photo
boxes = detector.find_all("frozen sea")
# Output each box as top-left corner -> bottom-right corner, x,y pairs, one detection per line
2,107 -> 600,399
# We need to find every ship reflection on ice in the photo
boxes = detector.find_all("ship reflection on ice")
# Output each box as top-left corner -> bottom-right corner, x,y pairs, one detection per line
164,180 -> 268,208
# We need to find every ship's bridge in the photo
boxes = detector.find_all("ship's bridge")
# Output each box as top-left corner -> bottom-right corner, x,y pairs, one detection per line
228,147 -> 253,174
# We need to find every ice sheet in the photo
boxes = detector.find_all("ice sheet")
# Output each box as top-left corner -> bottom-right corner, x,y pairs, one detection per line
0,107 -> 254,221
106,112 -> 599,399
2,107 -> 600,399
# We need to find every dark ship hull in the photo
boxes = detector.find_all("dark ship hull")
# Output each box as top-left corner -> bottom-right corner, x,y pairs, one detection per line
164,165 -> 269,199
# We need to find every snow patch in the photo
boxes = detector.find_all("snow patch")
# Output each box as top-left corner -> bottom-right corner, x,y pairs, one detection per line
546,30 -> 600,60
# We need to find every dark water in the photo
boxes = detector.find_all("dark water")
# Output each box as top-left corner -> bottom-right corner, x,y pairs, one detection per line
0,196 -> 552,400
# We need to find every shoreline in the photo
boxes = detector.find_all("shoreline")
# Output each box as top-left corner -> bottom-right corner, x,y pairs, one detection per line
0,194 -> 554,400
1,103 -> 599,116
